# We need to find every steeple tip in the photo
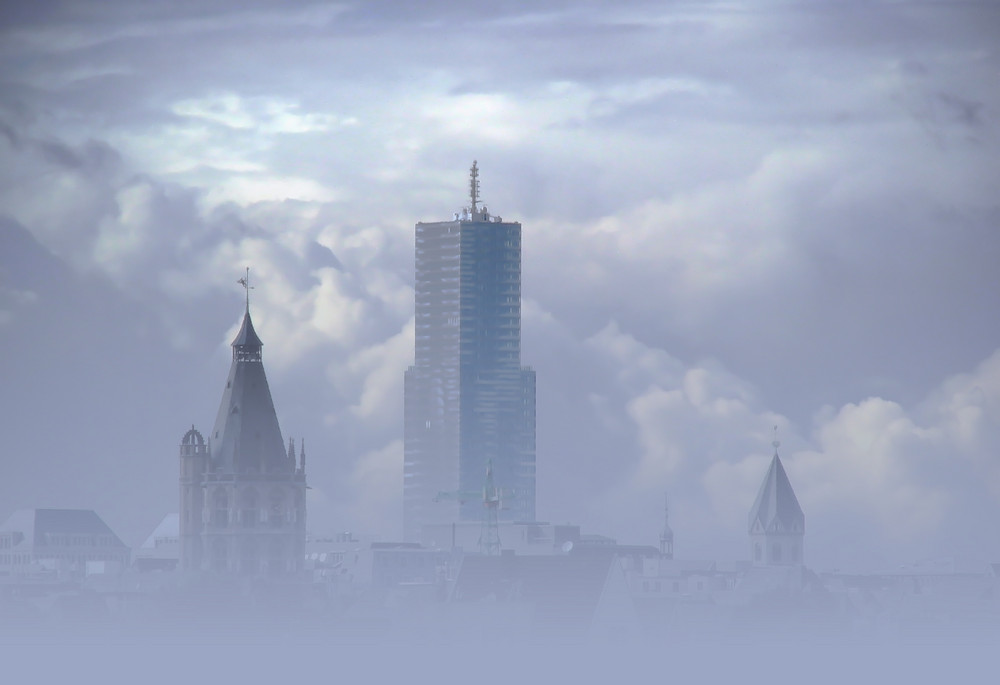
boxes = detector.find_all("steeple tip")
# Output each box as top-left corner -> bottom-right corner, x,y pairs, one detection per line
232,267 -> 263,362
238,267 -> 254,314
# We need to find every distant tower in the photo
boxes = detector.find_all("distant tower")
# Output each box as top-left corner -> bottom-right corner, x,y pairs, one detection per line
179,426 -> 209,570
659,494 -> 674,559
748,428 -> 804,566
179,270 -> 307,577
403,162 -> 536,541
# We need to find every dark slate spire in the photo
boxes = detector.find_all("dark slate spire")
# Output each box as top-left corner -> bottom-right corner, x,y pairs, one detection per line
210,295 -> 289,474
748,443 -> 805,535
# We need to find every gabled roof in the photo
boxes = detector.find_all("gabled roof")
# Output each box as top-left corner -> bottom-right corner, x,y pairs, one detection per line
0,509 -> 127,548
748,453 -> 804,535
210,309 -> 289,473
139,513 -> 179,550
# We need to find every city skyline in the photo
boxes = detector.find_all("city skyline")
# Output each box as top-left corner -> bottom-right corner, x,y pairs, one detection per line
1,1 -> 999,573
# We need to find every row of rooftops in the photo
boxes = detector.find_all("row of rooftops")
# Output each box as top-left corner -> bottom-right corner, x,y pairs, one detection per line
0,509 -> 127,548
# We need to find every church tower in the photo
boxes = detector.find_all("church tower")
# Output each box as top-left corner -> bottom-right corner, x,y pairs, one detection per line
179,274 -> 307,577
659,493 -> 674,559
748,429 -> 804,566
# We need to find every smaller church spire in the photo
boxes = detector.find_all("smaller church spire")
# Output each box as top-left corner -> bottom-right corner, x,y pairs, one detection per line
660,492 -> 674,559
748,425 -> 805,565
299,438 -> 306,474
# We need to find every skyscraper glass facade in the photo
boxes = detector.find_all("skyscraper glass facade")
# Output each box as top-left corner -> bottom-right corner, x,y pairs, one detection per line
403,166 -> 536,542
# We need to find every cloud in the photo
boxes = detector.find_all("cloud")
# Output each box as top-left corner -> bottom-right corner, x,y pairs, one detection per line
529,298 -> 1000,568
172,93 -> 356,135
346,439 -> 404,539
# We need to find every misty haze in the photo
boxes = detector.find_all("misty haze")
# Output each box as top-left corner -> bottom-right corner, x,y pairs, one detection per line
1,0 -> 999,680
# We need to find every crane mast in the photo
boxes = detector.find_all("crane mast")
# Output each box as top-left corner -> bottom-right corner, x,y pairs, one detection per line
433,460 -> 505,555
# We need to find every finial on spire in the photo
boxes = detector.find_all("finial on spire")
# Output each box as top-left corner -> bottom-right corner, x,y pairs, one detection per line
469,160 -> 480,216
237,267 -> 254,313
772,425 -> 780,455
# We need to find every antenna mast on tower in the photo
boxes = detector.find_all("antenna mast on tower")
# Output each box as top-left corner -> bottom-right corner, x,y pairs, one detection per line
469,160 -> 480,216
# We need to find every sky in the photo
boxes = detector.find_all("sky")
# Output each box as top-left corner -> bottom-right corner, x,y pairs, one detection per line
0,0 -> 998,572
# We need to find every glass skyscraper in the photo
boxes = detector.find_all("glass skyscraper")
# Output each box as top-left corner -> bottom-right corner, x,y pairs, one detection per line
403,162 -> 536,542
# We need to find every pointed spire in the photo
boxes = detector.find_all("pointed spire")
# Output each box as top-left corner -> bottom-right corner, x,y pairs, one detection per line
748,427 -> 804,535
210,275 -> 286,474
299,438 -> 306,473
660,492 -> 674,559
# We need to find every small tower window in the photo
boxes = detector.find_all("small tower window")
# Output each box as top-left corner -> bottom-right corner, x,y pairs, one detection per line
212,491 -> 229,527
269,489 -> 284,527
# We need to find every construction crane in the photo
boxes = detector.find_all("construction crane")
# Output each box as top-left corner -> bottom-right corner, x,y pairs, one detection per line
433,459 -> 508,556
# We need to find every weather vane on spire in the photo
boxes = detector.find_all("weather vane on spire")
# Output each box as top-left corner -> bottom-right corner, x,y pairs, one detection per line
772,425 -> 780,455
469,160 -> 480,216
237,267 -> 254,312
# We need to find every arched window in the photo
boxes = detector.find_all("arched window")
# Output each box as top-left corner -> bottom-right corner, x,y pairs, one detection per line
754,542 -> 762,562
771,542 -> 782,563
269,488 -> 285,527
212,490 -> 229,527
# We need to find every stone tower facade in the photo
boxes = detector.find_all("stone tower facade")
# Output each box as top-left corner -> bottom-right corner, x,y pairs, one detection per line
179,303 -> 306,577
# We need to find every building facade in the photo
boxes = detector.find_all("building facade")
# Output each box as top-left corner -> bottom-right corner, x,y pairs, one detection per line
179,301 -> 307,577
404,162 -> 536,541
0,509 -> 130,580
